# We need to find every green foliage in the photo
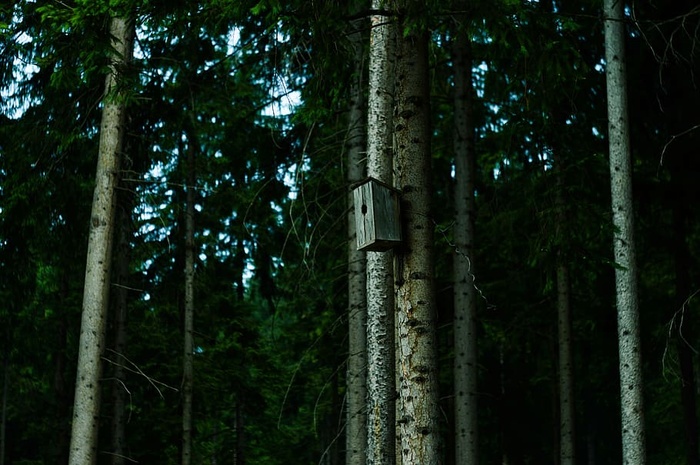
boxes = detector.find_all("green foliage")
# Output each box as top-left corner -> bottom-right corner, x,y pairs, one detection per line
2,0 -> 700,463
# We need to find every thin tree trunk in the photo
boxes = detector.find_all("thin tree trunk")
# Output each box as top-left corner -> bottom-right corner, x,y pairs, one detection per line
603,1 -> 646,463
452,12 -> 479,465
557,261 -> 575,465
345,9 -> 368,465
366,1 -> 396,464
554,150 -> 575,465
0,338 -> 7,465
182,136 -> 196,465
110,203 -> 131,465
394,9 -> 440,464
68,14 -> 133,465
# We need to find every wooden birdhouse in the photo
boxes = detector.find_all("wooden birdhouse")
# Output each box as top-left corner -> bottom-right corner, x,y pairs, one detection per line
353,177 -> 401,252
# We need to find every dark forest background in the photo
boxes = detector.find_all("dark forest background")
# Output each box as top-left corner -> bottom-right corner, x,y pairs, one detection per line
1,0 -> 700,463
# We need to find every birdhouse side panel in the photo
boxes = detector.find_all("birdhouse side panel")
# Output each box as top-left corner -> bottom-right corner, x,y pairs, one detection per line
353,179 -> 401,252
372,185 -> 401,244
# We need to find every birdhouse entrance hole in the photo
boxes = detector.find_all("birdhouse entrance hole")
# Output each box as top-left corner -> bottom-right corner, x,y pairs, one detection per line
352,177 -> 401,252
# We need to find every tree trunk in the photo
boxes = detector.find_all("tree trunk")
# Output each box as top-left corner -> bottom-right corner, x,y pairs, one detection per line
553,149 -> 575,465
366,1 -> 396,464
345,9 -> 368,465
452,13 -> 479,465
182,136 -> 196,465
603,1 -> 646,463
110,202 -> 131,465
0,337 -> 7,465
394,8 -> 440,464
68,14 -> 133,465
556,261 -> 575,465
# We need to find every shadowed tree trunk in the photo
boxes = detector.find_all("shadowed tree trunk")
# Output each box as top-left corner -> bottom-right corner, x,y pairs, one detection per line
0,334 -> 7,465
452,9 -> 479,464
182,133 -> 197,465
68,13 -> 133,465
604,0 -> 646,463
553,149 -> 575,465
345,6 -> 368,465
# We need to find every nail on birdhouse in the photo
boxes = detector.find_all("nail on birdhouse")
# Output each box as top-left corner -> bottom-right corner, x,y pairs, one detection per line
353,177 -> 401,252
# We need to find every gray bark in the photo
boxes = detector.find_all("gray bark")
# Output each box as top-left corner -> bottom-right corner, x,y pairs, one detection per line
366,1 -> 397,464
345,11 -> 368,465
557,261 -> 575,465
182,137 -> 196,465
552,148 -> 575,465
394,12 -> 440,465
68,14 -> 133,465
603,1 -> 646,463
452,16 -> 479,465
0,341 -> 7,465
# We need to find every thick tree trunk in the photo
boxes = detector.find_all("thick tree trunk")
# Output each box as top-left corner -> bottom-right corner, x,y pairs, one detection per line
452,14 -> 479,465
366,2 -> 396,463
68,14 -> 133,465
394,9 -> 440,465
345,9 -> 368,465
603,1 -> 646,464
182,137 -> 196,465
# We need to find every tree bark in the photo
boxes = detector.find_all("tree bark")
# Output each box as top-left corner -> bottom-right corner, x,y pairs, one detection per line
182,135 -> 196,465
68,13 -> 133,465
366,1 -> 396,464
0,338 -> 7,465
553,149 -> 575,465
556,261 -> 575,465
452,13 -> 479,465
603,1 -> 646,463
394,8 -> 440,464
345,9 -> 368,465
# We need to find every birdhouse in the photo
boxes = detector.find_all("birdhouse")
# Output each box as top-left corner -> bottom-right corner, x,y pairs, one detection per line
353,177 -> 401,252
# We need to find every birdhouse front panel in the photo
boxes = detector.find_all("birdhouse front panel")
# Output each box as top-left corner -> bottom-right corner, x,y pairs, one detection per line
353,178 -> 401,252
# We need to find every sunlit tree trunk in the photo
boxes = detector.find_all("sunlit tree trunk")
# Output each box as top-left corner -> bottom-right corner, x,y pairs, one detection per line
345,9 -> 368,465
452,13 -> 479,465
394,6 -> 440,464
603,1 -> 646,463
182,136 -> 196,465
68,13 -> 133,465
366,1 -> 396,463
